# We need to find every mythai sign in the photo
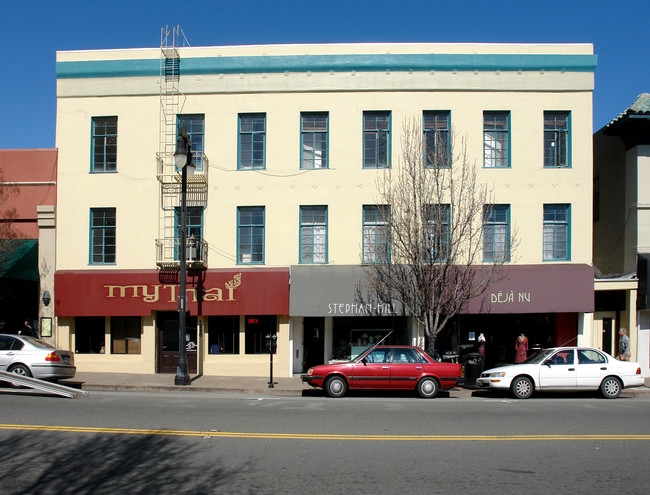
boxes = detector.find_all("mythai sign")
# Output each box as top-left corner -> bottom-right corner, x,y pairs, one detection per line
290,264 -> 594,317
55,268 -> 289,317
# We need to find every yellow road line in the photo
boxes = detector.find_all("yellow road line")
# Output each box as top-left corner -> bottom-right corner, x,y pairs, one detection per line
1,424 -> 650,441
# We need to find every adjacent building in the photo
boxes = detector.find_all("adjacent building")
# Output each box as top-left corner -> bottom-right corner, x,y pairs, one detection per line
593,93 -> 650,372
0,149 -> 57,341
55,39 -> 597,376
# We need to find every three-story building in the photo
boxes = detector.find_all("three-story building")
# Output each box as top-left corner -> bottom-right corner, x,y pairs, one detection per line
54,40 -> 596,376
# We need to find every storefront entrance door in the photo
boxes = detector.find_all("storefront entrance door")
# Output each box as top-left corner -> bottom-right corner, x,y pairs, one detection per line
304,317 -> 324,369
594,312 -> 616,356
157,312 -> 198,374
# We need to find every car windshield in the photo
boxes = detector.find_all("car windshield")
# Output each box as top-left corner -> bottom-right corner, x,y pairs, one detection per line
21,336 -> 55,349
521,349 -> 555,364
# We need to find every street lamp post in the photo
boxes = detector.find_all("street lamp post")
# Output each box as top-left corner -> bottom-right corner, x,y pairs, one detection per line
174,127 -> 195,386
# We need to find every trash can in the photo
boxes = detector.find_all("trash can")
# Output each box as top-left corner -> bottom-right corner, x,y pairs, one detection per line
464,352 -> 484,389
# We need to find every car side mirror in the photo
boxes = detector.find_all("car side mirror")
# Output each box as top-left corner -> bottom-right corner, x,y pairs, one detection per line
543,359 -> 552,367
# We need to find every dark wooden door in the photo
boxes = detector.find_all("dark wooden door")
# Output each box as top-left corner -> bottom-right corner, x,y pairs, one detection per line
157,312 -> 197,374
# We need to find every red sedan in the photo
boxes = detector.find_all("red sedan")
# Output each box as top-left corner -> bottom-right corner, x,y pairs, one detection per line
302,345 -> 463,398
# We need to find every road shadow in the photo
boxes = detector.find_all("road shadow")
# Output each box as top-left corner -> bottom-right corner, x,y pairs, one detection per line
0,430 -> 256,494
301,388 -> 453,399
466,389 -> 640,400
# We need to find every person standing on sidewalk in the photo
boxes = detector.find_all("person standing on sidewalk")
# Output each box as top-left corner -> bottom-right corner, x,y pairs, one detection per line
618,328 -> 631,361
19,319 -> 37,338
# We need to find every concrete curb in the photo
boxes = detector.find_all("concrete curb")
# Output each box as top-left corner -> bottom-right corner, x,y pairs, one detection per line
80,384 -> 304,396
74,383 -> 650,398
64,372 -> 650,398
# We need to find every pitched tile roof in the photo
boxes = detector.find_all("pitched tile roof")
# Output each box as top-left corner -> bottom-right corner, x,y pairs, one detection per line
607,93 -> 650,127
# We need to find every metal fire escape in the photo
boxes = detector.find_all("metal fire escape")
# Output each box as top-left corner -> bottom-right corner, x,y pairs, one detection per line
156,25 -> 209,270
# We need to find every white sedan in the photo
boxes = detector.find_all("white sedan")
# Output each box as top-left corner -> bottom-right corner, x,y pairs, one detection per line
476,347 -> 644,399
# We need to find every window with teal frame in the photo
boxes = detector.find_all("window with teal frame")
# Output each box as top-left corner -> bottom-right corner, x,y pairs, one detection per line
483,204 -> 510,262
300,206 -> 328,263
544,111 -> 570,168
543,204 -> 570,261
91,116 -> 117,173
483,112 -> 510,168
301,113 -> 328,169
423,204 -> 450,262
238,114 -> 266,170
238,206 -> 265,264
90,208 -> 116,264
177,114 -> 204,171
423,111 -> 450,168
363,205 -> 390,263
363,111 -> 391,168
174,207 -> 203,260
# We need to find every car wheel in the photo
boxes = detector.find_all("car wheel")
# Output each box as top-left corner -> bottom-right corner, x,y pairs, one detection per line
511,376 -> 533,399
417,377 -> 439,398
600,376 -> 622,399
8,364 -> 32,378
324,376 -> 348,398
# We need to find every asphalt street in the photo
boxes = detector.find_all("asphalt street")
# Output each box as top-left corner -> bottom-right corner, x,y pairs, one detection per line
1,390 -> 649,494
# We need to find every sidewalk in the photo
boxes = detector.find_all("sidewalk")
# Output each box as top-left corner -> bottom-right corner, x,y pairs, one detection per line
67,372 -> 310,396
65,372 -> 650,397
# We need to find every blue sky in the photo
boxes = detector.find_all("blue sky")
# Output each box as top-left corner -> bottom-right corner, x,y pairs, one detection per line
1,0 -> 648,149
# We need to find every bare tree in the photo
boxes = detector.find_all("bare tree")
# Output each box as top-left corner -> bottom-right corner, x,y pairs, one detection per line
0,167 -> 21,273
363,116 -> 515,355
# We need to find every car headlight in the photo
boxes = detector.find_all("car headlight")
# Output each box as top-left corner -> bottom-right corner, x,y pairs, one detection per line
489,372 -> 506,378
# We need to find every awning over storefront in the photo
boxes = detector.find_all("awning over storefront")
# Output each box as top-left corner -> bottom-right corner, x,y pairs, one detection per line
0,239 -> 38,282
55,268 -> 289,317
290,264 -> 594,317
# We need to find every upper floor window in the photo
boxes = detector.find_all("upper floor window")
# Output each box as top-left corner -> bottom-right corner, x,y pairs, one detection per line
178,114 -> 204,171
483,112 -> 510,168
238,114 -> 266,170
423,204 -> 450,262
237,206 -> 265,264
90,207 -> 116,264
363,205 -> 390,263
483,204 -> 510,262
91,117 -> 117,173
363,111 -> 390,169
543,204 -> 570,261
423,111 -> 450,168
174,206 -> 204,261
301,113 -> 328,169
300,206 -> 328,264
544,111 -> 570,168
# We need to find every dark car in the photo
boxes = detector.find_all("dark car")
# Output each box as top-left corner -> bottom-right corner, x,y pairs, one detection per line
0,334 -> 76,381
302,345 -> 463,398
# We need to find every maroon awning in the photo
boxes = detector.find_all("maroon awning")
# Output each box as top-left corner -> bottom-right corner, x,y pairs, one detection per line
55,268 -> 289,317
464,264 -> 594,314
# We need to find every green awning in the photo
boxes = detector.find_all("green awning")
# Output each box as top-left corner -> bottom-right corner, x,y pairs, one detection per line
0,239 -> 38,282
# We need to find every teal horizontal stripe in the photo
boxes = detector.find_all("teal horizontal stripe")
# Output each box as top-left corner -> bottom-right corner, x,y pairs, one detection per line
57,59 -> 160,78
57,53 -> 597,79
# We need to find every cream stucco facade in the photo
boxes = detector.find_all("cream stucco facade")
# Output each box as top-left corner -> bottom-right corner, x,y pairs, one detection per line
55,42 -> 597,376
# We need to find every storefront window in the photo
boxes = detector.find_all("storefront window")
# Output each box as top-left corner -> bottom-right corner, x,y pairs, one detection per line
331,317 -> 406,361
245,315 -> 276,354
208,316 -> 240,354
110,316 -> 141,354
75,316 -> 105,354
